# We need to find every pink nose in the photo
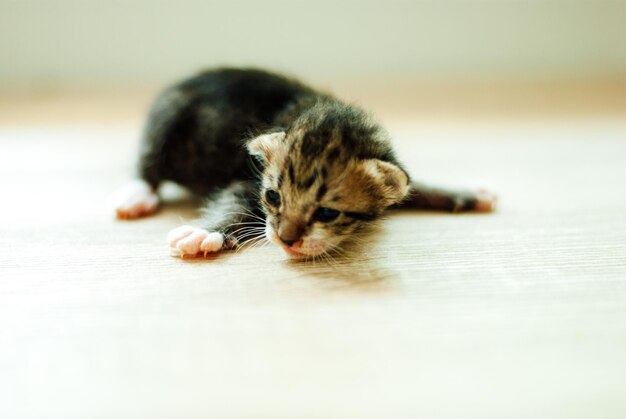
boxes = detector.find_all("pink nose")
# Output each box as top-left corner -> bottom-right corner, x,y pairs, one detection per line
278,223 -> 304,247
279,237 -> 299,247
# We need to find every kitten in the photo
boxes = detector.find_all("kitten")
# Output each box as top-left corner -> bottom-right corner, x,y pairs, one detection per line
113,68 -> 495,259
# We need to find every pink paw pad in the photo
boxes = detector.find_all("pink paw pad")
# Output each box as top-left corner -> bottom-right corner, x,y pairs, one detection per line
167,225 -> 224,258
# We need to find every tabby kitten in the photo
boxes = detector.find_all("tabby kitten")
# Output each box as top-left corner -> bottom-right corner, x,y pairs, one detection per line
113,68 -> 495,259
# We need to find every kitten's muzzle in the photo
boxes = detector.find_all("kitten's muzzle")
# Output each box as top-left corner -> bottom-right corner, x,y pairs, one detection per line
277,222 -> 304,247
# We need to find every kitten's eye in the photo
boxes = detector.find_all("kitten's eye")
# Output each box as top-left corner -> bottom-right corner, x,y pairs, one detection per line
314,207 -> 340,222
265,189 -> 281,207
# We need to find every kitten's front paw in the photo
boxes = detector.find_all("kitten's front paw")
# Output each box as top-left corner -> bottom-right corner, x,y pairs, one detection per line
112,179 -> 159,219
167,225 -> 225,258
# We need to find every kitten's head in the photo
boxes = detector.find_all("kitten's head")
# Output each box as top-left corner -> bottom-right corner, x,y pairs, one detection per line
247,102 -> 409,258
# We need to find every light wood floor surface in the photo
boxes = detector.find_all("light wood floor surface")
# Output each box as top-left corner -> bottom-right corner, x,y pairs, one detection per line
1,96 -> 625,418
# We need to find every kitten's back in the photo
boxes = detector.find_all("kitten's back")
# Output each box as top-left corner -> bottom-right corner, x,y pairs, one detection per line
138,68 -> 318,194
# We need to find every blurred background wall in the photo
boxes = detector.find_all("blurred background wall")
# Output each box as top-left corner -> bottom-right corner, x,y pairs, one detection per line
1,0 -> 624,90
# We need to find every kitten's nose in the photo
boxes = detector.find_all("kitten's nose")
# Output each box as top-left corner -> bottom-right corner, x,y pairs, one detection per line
279,237 -> 298,247
278,222 -> 304,247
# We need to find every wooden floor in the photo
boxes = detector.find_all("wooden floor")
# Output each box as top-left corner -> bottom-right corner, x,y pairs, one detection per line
1,91 -> 626,418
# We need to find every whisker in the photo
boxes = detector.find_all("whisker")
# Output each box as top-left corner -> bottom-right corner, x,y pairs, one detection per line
236,236 -> 266,253
235,238 -> 259,253
229,221 -> 265,227
218,211 -> 266,223
234,232 -> 265,242
232,226 -> 266,234
247,238 -> 269,252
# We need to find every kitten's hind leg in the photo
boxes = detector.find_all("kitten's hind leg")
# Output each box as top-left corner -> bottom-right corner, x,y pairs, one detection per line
397,182 -> 497,213
113,88 -> 191,219
168,181 -> 265,258
112,178 -> 160,219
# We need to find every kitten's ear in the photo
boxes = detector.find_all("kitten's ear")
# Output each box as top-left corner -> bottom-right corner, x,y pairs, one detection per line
246,132 -> 286,163
363,159 -> 410,206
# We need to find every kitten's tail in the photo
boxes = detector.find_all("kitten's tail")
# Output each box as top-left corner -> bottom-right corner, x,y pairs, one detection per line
396,182 -> 497,213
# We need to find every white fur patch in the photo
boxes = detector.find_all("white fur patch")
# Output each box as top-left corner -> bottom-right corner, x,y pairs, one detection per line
112,179 -> 159,219
167,225 -> 224,258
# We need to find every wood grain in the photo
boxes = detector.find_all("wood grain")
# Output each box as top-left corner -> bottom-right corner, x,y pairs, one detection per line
1,100 -> 625,418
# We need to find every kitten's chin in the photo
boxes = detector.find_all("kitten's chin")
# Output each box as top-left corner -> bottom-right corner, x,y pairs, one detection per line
281,246 -> 309,258
275,238 -> 323,259
281,243 -> 334,259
